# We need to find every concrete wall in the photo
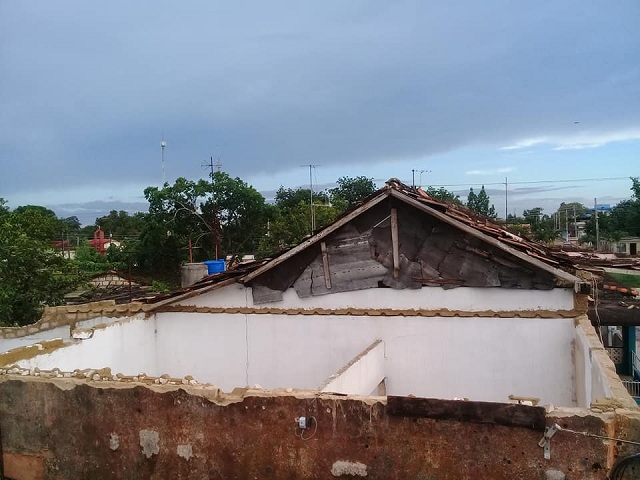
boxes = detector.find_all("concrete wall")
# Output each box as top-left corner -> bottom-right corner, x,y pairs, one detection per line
176,284 -> 576,312
17,319 -> 159,376
0,378 -> 633,480
320,340 -> 385,395
16,312 -> 577,406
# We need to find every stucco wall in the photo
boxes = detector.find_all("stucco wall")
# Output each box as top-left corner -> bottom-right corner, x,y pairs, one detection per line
16,312 -> 577,406
176,283 -> 576,312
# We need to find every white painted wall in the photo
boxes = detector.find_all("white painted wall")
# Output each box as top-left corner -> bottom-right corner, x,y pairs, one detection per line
17,318 -> 158,375
177,284 -> 575,312
0,314 -> 141,355
574,324 -> 615,408
320,340 -> 385,396
15,311 -> 577,406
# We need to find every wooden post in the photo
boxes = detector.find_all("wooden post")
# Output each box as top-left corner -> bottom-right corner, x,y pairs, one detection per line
391,207 -> 399,279
320,241 -> 332,289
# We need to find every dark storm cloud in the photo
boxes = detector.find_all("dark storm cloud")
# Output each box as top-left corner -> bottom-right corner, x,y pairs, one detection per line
1,1 -> 639,195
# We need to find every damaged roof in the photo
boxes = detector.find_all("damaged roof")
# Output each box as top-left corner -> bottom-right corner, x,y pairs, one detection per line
242,179 -> 578,287
148,179 -> 582,307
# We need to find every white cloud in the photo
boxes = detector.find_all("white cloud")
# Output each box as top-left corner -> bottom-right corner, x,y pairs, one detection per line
501,129 -> 640,152
466,167 -> 515,175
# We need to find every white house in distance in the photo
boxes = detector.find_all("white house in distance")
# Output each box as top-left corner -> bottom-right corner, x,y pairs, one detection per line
6,180 -> 627,410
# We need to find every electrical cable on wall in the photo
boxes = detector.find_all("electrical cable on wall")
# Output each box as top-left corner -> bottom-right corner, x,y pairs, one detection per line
294,416 -> 318,441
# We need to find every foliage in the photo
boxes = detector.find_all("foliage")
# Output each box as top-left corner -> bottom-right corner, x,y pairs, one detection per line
0,201 -> 83,326
466,186 -> 497,218
149,280 -> 170,293
425,187 -> 462,205
585,177 -> 640,243
92,210 -> 145,237
329,176 -> 376,209
274,187 -> 328,209
257,187 -> 340,257
521,207 -> 558,243
138,173 -> 269,272
74,240 -> 115,274
208,171 -> 269,255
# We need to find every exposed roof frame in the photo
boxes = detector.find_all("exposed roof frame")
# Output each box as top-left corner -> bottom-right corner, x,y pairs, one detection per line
241,189 -> 391,283
387,189 -> 578,286
242,185 -> 579,287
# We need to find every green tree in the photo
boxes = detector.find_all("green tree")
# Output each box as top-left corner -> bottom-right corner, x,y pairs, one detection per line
466,186 -> 497,218
74,240 -> 115,274
93,210 -> 145,237
207,171 -> 269,255
585,178 -> 640,243
274,187 -> 328,209
522,207 -> 558,243
257,185 -> 342,257
424,187 -> 462,204
140,173 -> 269,271
329,176 -> 376,210
0,202 -> 83,326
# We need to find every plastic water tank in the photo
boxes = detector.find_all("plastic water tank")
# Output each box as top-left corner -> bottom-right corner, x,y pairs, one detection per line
204,259 -> 226,275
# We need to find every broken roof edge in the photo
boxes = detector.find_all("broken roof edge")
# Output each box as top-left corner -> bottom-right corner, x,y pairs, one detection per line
242,183 -> 580,288
387,189 -> 580,288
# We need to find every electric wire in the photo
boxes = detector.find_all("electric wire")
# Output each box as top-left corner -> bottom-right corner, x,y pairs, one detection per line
555,424 -> 640,446
428,176 -> 631,188
294,416 -> 318,441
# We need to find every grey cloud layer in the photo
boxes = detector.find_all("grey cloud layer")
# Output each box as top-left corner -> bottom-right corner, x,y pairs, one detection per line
1,1 -> 639,195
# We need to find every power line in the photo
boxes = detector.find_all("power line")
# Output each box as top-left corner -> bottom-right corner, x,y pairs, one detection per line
431,176 -> 631,188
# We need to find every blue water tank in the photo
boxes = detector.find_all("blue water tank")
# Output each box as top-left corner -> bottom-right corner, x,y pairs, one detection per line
204,259 -> 226,275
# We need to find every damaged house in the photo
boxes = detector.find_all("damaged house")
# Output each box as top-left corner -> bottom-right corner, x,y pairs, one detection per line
0,180 -> 638,479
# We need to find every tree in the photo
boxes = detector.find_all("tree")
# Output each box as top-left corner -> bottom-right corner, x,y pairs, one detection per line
0,202 -> 83,326
585,178 -> 640,243
424,187 -> 462,205
139,173 -> 269,271
329,176 -> 377,210
466,186 -> 497,218
257,185 -> 341,257
523,207 -> 558,243
207,171 -> 269,255
274,187 -> 327,209
93,210 -> 145,237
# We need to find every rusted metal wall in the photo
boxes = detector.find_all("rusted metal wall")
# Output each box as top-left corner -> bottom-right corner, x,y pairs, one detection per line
0,379 -> 633,480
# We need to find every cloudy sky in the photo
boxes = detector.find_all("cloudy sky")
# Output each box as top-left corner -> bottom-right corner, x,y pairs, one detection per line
1,1 -> 639,224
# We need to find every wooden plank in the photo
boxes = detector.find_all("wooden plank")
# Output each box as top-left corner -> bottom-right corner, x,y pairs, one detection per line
391,207 -> 400,279
242,191 -> 390,283
387,189 -> 578,286
386,396 -> 546,431
320,241 -> 332,289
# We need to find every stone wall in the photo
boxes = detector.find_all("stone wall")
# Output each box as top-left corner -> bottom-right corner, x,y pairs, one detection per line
1,377 -> 639,480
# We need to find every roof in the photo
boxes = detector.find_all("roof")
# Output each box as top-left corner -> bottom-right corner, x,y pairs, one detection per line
147,179 -> 583,308
242,179 -> 578,287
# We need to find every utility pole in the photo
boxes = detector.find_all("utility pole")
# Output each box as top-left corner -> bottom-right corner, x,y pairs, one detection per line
411,169 -> 415,188
203,156 -> 215,178
594,198 -> 599,251
300,164 -> 319,234
504,177 -> 508,225
160,136 -> 166,185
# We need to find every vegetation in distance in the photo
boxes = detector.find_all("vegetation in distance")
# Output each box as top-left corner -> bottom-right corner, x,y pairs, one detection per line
1,175 -> 639,327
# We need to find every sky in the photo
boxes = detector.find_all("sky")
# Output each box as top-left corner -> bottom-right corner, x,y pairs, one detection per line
1,1 -> 639,225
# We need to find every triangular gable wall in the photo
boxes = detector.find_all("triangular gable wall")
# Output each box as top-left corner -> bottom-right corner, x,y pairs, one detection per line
246,191 -> 571,305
